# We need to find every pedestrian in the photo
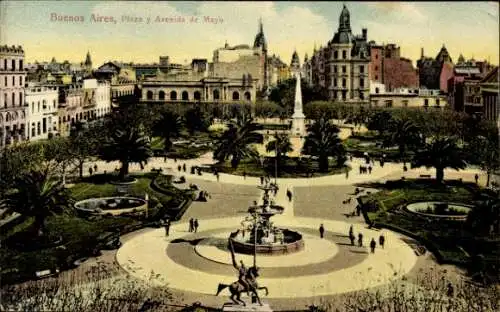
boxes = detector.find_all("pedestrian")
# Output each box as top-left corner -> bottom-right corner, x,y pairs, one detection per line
474,174 -> 479,184
216,172 -> 220,182
178,165 -> 182,172
319,224 -> 325,239
194,219 -> 199,233
286,189 -> 292,202
243,171 -> 246,180
379,234 -> 385,249
88,167 -> 93,176
349,225 -> 354,237
174,157 -> 177,163
359,165 -> 362,174
370,238 -> 376,253
356,205 -> 361,216
349,155 -> 353,162
358,232 -> 363,247
94,164 -> 98,173
183,164 -> 186,172
368,165 -> 372,174
345,167 -> 349,179
165,219 -> 170,236
260,176 -> 264,185
349,232 -> 355,245
189,218 -> 194,232
164,155 -> 167,163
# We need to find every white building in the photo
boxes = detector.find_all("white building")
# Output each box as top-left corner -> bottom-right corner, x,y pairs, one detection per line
83,79 -> 111,119
25,85 -> 59,141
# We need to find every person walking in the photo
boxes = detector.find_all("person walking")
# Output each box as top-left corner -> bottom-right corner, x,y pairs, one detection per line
182,163 -> 186,172
243,171 -> 246,180
379,234 -> 385,249
345,167 -> 349,179
94,164 -> 98,173
475,174 -> 479,184
286,189 -> 292,202
88,167 -> 93,176
260,176 -> 264,185
193,219 -> 199,233
319,224 -> 325,239
358,232 -> 363,247
189,218 -> 194,232
368,165 -> 372,174
349,225 -> 354,237
370,238 -> 376,253
216,172 -> 220,182
178,165 -> 182,172
164,219 -> 170,236
349,232 -> 355,245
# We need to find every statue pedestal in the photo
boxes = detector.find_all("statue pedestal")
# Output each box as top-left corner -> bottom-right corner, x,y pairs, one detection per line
222,303 -> 273,312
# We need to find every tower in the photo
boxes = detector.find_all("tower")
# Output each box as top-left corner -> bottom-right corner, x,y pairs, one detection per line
290,50 -> 300,78
253,18 -> 268,91
291,73 -> 305,137
84,51 -> 92,70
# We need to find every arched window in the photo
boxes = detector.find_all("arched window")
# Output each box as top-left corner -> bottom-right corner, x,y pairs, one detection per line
244,92 -> 251,101
31,123 -> 35,138
232,91 -> 240,100
146,90 -> 153,100
159,91 -> 165,100
334,51 -> 338,59
213,89 -> 220,101
170,91 -> 177,100
182,91 -> 189,101
194,91 -> 201,101
6,113 -> 10,122
375,87 -> 379,94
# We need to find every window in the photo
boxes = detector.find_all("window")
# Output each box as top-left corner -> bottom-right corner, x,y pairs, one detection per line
342,66 -> 346,73
375,54 -> 378,60
194,91 -> 201,101
53,99 -> 56,108
374,66 -> 378,71
375,75 -> 378,80
333,66 -> 337,73
334,51 -> 338,59
342,90 -> 347,100
232,91 -> 240,100
3,59 -> 6,70
12,76 -> 15,86
38,101 -> 40,112
19,76 -> 22,86
360,78 -> 364,88
19,60 -> 23,70
213,89 -> 220,100
360,65 -> 364,73
37,122 -> 41,135
32,102 -> 34,113
11,59 -> 15,70
359,91 -> 364,100
159,91 -> 165,100
170,91 -> 177,100
19,93 -> 22,107
342,50 -> 347,59
146,90 -> 153,100
424,99 -> 429,107
333,91 -> 338,99
334,79 -> 337,87
375,87 -> 379,94
31,124 -> 35,138
12,92 -> 15,106
182,91 -> 189,101
4,77 -> 6,87
4,93 -> 7,108
342,78 -> 346,87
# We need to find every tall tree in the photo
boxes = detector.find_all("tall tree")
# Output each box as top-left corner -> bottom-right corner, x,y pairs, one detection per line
411,137 -> 467,183
184,106 -> 210,135
383,116 -> 422,166
153,109 -> 183,153
213,114 -> 263,168
1,167 -> 73,237
266,133 -> 293,174
302,117 -> 346,172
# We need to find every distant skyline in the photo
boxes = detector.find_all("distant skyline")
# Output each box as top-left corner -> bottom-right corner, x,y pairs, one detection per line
1,1 -> 498,67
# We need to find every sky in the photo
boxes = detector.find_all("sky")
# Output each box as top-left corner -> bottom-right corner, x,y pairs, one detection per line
1,1 -> 498,67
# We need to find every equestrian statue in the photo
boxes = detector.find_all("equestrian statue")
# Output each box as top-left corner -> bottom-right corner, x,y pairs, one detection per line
215,232 -> 269,306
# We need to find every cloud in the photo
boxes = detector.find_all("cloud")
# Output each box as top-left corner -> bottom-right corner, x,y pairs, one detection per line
369,2 -> 427,24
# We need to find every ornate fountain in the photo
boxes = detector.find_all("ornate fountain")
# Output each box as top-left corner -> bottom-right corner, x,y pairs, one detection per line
229,183 -> 304,256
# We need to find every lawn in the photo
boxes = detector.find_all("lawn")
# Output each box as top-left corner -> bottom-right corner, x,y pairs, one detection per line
357,179 -> 499,277
207,157 -> 349,178
0,172 -> 192,285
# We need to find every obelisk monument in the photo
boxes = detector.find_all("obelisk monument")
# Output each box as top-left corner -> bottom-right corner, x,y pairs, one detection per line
291,72 -> 306,137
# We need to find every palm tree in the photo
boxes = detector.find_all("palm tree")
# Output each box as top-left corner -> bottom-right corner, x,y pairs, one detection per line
100,127 -> 152,180
466,198 -> 500,236
1,167 -> 73,237
411,137 -> 467,183
266,133 -> 293,175
153,109 -> 183,153
213,114 -> 263,168
383,117 -> 422,166
302,117 -> 346,172
184,106 -> 210,135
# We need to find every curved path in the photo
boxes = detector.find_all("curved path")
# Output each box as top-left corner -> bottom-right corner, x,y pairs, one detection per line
116,217 -> 417,299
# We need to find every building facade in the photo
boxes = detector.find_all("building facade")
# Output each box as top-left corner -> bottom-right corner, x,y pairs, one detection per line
140,76 -> 257,104
370,88 -> 447,109
417,45 -> 454,93
480,67 -> 499,124
0,45 -> 27,146
304,5 -> 370,104
369,43 -> 419,91
25,85 -> 59,141
58,84 -> 84,137
82,79 -> 111,120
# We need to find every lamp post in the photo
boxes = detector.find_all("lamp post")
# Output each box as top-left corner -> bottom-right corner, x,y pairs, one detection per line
253,211 -> 258,268
274,131 -> 278,184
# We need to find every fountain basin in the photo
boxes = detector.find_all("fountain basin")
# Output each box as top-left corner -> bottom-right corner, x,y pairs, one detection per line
75,197 -> 147,216
405,201 -> 472,221
231,229 -> 304,255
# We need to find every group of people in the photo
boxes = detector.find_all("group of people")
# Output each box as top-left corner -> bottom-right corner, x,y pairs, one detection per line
348,225 -> 385,253
88,164 -> 98,176
189,218 -> 200,233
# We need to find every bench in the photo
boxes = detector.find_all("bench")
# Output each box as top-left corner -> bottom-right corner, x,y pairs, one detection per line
419,174 -> 432,178
35,268 -> 60,279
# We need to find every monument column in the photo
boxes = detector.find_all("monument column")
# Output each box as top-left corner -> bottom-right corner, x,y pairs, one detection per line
291,73 -> 306,137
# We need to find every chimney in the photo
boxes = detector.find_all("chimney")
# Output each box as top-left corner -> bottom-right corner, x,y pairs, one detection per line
362,28 -> 367,40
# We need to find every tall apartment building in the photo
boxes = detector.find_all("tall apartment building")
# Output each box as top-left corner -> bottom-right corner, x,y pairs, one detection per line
25,85 -> 59,141
304,5 -> 370,104
0,45 -> 27,147
417,45 -> 454,93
